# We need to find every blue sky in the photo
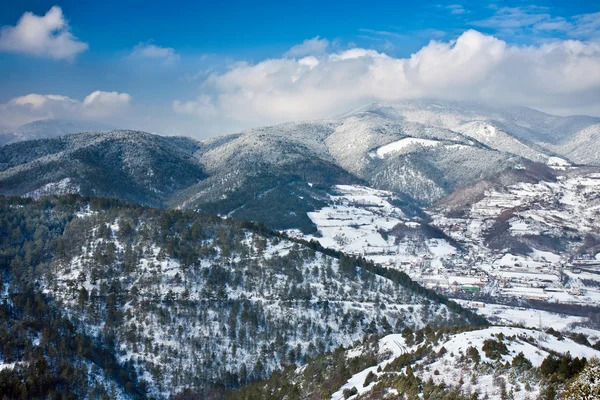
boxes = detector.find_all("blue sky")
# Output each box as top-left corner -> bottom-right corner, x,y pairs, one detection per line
1,0 -> 599,137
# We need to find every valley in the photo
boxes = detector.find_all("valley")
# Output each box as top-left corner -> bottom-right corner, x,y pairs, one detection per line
289,165 -> 600,338
3,0 -> 600,395
2,99 -> 600,399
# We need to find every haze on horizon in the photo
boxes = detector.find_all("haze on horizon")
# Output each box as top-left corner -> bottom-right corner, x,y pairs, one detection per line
1,0 -> 599,139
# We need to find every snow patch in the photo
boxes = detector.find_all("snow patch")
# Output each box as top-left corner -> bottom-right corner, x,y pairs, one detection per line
373,138 -> 441,158
26,177 -> 80,199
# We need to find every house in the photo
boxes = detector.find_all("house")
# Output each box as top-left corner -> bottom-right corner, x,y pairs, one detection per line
527,293 -> 549,301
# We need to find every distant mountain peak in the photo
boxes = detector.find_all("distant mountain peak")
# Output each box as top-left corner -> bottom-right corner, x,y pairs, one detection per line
0,118 -> 114,146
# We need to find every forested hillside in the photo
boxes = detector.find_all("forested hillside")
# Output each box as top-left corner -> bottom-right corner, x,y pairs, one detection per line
0,131 -> 205,207
0,195 -> 483,398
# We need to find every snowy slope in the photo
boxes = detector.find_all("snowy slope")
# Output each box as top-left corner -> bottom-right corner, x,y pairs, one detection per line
353,99 -> 600,166
331,326 -> 600,400
372,138 -> 443,158
431,168 -> 600,306
4,196 -> 466,398
331,334 -> 408,400
291,184 -> 459,271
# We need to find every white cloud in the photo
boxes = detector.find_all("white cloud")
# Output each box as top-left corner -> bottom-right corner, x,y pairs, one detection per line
83,91 -> 132,117
472,7 -> 600,39
446,4 -> 467,15
172,95 -> 218,118
359,28 -> 405,39
10,94 -> 77,109
0,91 -> 132,128
298,56 -> 320,69
533,18 -> 571,32
472,6 -> 550,30
571,12 -> 600,39
130,42 -> 180,64
286,36 -> 329,56
0,6 -> 88,60
173,30 -> 600,125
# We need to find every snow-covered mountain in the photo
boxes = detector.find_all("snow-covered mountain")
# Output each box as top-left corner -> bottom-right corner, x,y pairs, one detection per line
0,119 -> 113,146
2,99 -> 599,234
183,99 -> 599,216
2,100 -> 599,241
183,105 -> 527,209
353,99 -> 600,165
0,130 -> 205,206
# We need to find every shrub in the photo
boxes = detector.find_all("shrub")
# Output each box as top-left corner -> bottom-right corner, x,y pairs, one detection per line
466,346 -> 481,364
512,352 -> 533,371
482,339 -> 508,360
363,371 -> 378,387
343,386 -> 358,399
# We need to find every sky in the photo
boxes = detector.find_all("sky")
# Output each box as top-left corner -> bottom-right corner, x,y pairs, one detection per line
0,0 -> 599,138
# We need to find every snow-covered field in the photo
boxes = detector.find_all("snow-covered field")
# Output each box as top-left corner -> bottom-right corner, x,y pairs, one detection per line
290,171 -> 600,338
302,185 -> 407,254
453,300 -> 600,342
295,185 -> 457,266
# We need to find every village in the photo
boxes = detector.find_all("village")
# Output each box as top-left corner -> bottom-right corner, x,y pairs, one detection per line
374,245 -> 600,306
293,180 -> 600,309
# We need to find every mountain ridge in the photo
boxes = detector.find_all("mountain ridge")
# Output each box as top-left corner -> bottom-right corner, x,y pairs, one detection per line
1,99 -> 599,234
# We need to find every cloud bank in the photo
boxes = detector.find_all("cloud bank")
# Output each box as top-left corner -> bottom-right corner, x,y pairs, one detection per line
0,6 -> 88,60
0,91 -> 132,128
173,30 -> 600,125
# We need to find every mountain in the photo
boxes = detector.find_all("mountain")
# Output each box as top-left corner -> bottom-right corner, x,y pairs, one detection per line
3,99 -> 599,234
174,121 -> 362,232
0,119 -> 114,146
0,130 -> 205,207
183,108 -> 525,210
292,156 -> 600,319
0,195 -> 481,398
354,99 -> 600,166
173,100 -> 600,220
